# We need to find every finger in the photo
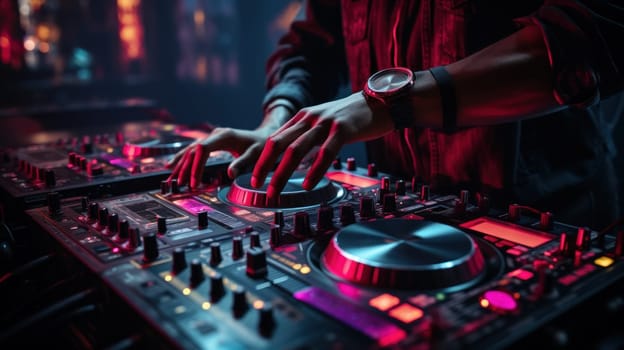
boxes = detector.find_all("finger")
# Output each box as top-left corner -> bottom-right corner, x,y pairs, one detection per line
266,125 -> 329,206
190,143 -> 210,189
176,149 -> 195,186
228,142 -> 263,179
252,120 -> 311,188
168,149 -> 189,182
167,141 -> 198,168
303,126 -> 346,190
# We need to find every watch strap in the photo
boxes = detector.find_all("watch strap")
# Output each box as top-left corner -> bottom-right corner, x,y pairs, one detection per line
429,66 -> 457,133
362,91 -> 413,130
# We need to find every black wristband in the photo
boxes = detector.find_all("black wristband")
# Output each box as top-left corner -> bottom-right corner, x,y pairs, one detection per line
429,66 -> 457,133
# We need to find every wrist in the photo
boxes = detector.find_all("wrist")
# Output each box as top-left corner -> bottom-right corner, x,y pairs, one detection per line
362,67 -> 416,129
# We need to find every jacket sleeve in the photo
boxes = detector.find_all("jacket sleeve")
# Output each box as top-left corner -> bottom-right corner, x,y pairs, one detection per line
515,0 -> 624,107
262,0 -> 348,113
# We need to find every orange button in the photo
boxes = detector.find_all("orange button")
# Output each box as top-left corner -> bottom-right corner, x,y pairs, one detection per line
388,303 -> 424,323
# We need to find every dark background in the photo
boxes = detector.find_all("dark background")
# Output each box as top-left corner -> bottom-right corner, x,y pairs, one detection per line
0,0 -> 366,159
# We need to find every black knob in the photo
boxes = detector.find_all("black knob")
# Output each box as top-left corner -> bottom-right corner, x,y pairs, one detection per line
160,180 -> 169,194
44,169 -> 56,187
476,193 -> 490,214
79,157 -> 88,171
87,162 -> 104,177
382,193 -> 397,213
209,242 -> 222,266
269,225 -> 281,248
68,152 -> 77,166
232,236 -> 244,260
81,142 -> 93,154
339,203 -> 356,226
367,163 -> 378,177
80,197 -> 89,212
170,179 -> 179,194
420,185 -> 430,201
142,233 -> 159,262
540,212 -> 554,231
98,207 -> 109,228
189,259 -> 204,287
395,179 -> 406,196
171,247 -> 187,274
258,304 -> 275,337
332,156 -> 342,169
316,204 -> 334,232
197,211 -> 209,229
118,220 -> 130,241
244,225 -> 254,234
346,157 -> 356,171
533,259 -> 556,298
359,196 -> 376,219
379,176 -> 390,203
249,231 -> 261,249
157,216 -> 167,234
293,211 -> 311,238
127,227 -> 141,250
88,202 -> 99,221
47,192 -> 62,216
210,272 -> 225,302
273,210 -> 284,228
246,247 -> 268,278
107,213 -> 119,235
232,286 -> 248,318
454,190 -> 470,214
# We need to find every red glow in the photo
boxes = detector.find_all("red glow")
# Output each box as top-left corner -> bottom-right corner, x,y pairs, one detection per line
326,171 -> 379,188
460,217 -> 553,248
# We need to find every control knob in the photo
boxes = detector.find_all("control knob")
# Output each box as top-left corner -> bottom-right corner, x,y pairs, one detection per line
189,259 -> 205,288
171,247 -> 187,274
359,196 -> 376,219
142,233 -> 159,262
246,247 -> 268,278
316,204 -> 334,232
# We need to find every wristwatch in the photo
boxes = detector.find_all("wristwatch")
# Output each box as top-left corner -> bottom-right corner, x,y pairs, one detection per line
363,67 -> 416,129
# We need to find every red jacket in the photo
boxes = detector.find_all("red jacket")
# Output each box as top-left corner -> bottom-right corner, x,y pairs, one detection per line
263,0 -> 624,227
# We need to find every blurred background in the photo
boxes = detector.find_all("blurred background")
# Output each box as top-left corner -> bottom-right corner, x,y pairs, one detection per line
0,0 -> 365,159
0,0 -> 294,124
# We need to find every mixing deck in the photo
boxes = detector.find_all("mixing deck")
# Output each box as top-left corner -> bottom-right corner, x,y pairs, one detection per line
23,162 -> 624,349
0,120 -> 232,211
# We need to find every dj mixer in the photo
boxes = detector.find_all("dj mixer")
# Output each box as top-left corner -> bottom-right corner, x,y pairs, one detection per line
21,158 -> 624,349
0,120 -> 232,212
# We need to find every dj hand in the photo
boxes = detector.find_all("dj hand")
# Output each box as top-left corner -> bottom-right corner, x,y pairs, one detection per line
251,91 -> 394,205
167,126 -> 274,189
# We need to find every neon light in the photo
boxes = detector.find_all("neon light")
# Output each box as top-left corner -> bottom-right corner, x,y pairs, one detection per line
461,217 -> 553,248
326,171 -> 379,187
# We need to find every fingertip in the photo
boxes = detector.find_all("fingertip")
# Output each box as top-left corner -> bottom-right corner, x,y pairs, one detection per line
227,166 -> 238,179
251,175 -> 262,188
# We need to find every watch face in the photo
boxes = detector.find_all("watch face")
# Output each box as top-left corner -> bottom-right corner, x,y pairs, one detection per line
367,67 -> 414,96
